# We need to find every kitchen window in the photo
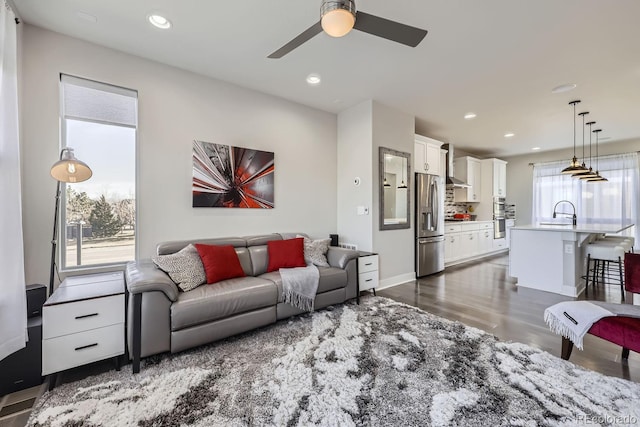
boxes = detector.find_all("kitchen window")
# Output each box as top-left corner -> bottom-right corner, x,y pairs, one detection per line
532,152 -> 639,242
59,74 -> 138,270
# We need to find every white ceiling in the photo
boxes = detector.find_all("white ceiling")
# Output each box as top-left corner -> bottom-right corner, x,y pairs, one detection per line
12,0 -> 640,157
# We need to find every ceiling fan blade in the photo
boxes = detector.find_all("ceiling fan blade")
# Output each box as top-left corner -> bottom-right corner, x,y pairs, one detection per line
353,11 -> 427,47
268,21 -> 323,59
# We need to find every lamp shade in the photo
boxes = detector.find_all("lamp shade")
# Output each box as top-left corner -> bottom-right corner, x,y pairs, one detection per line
321,0 -> 356,37
50,148 -> 92,183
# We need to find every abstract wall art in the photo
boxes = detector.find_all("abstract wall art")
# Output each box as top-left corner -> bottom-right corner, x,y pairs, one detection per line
192,140 -> 275,208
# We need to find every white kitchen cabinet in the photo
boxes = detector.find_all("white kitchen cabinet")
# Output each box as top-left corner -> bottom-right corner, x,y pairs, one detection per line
454,156 -> 481,202
444,234 -> 461,263
460,231 -> 479,258
479,228 -> 493,253
414,135 -> 443,176
485,158 -> 507,198
444,221 -> 509,266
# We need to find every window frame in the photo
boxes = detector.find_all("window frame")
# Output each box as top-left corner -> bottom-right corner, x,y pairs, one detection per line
59,73 -> 138,273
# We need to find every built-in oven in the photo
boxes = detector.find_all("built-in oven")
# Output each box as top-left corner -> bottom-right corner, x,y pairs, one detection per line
494,216 -> 506,239
493,197 -> 506,239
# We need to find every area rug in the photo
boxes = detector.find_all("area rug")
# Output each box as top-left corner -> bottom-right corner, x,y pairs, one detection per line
28,296 -> 640,426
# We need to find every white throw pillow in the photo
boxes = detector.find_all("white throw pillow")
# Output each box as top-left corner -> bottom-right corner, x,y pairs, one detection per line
152,244 -> 206,292
297,235 -> 330,267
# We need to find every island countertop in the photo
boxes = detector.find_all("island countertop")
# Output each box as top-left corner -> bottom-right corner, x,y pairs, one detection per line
511,222 -> 634,234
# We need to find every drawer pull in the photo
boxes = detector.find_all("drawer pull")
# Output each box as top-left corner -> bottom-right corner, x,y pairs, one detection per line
365,279 -> 373,282
75,313 -> 99,320
75,343 -> 98,351
364,263 -> 373,266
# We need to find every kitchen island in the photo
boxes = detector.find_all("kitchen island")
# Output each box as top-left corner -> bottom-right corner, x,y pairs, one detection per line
509,222 -> 634,297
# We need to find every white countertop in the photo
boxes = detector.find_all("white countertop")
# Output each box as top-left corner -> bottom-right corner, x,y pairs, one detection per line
512,222 -> 635,234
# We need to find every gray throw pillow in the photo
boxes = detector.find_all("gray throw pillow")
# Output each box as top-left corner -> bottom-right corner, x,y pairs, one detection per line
298,235 -> 330,267
152,244 -> 206,292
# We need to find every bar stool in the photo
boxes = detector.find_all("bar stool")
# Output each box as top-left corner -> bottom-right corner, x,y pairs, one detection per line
584,242 -> 626,301
599,235 -> 635,253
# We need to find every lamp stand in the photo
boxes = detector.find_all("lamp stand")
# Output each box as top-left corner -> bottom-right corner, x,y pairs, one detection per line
49,180 -> 62,296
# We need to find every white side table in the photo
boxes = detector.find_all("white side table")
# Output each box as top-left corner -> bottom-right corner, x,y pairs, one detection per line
357,252 -> 379,303
42,272 -> 125,390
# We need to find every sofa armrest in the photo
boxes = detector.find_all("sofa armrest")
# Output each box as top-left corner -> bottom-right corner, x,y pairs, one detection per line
327,247 -> 360,269
125,260 -> 179,302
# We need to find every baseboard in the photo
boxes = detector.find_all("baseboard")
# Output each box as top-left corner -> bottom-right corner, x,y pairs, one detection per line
377,272 -> 416,291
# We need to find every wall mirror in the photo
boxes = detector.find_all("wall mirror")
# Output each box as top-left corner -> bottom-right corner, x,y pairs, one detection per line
379,147 -> 411,230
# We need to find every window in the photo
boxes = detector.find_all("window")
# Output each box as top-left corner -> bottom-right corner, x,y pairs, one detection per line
532,152 -> 640,243
60,74 -> 137,270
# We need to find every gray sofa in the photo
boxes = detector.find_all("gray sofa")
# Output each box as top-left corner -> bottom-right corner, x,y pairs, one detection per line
125,233 -> 359,372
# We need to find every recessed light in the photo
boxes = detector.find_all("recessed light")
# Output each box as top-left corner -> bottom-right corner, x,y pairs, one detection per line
148,14 -> 171,29
306,73 -> 321,86
464,113 -> 477,120
76,11 -> 98,23
551,83 -> 577,94
504,132 -> 515,138
532,147 -> 541,151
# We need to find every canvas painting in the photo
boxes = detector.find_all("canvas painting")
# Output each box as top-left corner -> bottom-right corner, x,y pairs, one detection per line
192,140 -> 275,208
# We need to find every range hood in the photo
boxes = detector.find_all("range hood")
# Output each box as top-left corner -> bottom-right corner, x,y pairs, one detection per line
442,143 -> 470,188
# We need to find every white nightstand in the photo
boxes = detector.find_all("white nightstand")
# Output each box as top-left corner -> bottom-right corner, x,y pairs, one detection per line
42,272 -> 125,389
357,252 -> 379,303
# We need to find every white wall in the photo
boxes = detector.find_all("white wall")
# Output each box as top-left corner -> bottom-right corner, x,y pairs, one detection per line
20,25 -> 338,286
371,102 -> 415,286
337,100 -> 373,251
503,139 -> 640,225
337,100 -> 415,287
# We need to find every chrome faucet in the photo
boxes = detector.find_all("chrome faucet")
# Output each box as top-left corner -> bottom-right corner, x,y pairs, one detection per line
552,200 -> 577,226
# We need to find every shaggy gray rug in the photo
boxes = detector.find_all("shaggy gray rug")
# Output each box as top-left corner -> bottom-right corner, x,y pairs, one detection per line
28,296 -> 640,426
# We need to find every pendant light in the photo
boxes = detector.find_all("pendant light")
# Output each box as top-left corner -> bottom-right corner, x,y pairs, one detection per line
397,157 -> 407,189
561,100 -> 585,174
571,111 -> 590,176
586,129 -> 608,182
579,121 -> 598,180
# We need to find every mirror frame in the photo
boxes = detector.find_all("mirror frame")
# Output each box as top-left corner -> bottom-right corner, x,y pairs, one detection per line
379,146 -> 411,231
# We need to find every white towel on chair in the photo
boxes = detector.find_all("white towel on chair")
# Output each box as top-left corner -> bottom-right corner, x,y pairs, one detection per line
544,301 -> 614,350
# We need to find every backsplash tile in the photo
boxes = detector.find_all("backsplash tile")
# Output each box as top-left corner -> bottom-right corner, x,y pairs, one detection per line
444,188 -> 472,219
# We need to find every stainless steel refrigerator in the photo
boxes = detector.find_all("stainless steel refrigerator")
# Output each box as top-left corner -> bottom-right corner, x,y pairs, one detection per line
416,173 -> 445,277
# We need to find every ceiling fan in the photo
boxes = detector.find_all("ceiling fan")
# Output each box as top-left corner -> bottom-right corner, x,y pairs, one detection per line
268,0 -> 428,59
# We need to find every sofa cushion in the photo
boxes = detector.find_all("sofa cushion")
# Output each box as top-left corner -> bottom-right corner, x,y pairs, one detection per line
151,244 -> 205,292
171,276 -> 277,331
298,235 -> 330,267
260,266 -> 346,302
267,238 -> 306,272
195,244 -> 246,284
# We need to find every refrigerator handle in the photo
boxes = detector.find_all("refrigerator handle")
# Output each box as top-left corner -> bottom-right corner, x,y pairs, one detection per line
432,181 -> 439,230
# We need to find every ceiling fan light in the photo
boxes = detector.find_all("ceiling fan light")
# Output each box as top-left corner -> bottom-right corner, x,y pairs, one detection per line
321,1 -> 356,37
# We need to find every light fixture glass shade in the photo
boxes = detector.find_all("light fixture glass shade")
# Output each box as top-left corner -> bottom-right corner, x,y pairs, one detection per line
50,148 -> 92,183
578,168 -> 598,180
561,157 -> 584,174
321,1 -> 356,37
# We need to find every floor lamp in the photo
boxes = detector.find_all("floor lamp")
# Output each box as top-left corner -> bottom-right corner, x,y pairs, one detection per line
49,148 -> 92,296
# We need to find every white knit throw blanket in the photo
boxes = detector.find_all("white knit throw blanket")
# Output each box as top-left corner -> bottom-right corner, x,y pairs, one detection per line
544,301 -> 614,350
280,265 -> 320,312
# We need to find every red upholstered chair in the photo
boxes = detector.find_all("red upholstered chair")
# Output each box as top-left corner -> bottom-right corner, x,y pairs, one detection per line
561,252 -> 640,360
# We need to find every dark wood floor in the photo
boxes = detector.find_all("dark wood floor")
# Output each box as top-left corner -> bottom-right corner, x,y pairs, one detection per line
378,253 -> 640,382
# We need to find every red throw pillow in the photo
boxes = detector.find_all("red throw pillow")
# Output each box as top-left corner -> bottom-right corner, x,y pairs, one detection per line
195,244 -> 246,284
267,238 -> 306,272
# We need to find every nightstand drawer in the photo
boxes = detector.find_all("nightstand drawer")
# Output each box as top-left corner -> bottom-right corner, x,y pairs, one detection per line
359,271 -> 378,291
43,294 -> 124,339
42,323 -> 124,375
358,255 -> 378,273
